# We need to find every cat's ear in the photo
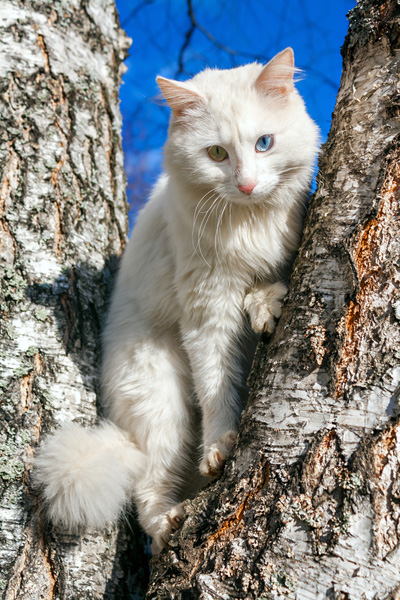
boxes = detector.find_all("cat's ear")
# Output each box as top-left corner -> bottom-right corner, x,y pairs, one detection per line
156,76 -> 204,118
255,47 -> 295,97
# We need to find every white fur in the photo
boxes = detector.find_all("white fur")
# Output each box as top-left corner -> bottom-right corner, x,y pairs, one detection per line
34,422 -> 144,529
33,50 -> 319,553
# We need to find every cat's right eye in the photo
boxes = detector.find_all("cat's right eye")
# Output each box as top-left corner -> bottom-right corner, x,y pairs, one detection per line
207,145 -> 228,162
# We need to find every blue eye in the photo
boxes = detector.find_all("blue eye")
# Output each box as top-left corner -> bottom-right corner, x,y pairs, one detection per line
255,134 -> 274,152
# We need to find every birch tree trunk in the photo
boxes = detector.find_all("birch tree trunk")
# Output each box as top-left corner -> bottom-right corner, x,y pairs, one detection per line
148,0 -> 400,597
0,2 -> 149,598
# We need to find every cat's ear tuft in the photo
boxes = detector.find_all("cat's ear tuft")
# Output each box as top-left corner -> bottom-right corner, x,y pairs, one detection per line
255,47 -> 295,97
156,76 -> 204,118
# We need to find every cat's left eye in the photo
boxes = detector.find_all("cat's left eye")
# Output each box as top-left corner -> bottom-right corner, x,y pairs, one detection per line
255,135 -> 274,152
207,145 -> 228,162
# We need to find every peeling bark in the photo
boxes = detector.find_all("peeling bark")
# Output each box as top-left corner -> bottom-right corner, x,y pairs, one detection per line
0,1 -> 149,598
148,0 -> 400,597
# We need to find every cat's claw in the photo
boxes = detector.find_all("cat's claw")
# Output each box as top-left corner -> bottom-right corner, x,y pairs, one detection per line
151,502 -> 186,554
200,430 -> 237,478
244,281 -> 287,334
166,502 -> 186,532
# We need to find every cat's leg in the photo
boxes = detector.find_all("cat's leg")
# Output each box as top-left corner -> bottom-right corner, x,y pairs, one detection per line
244,281 -> 287,334
181,313 -> 243,479
103,333 -> 195,551
134,475 -> 188,553
180,282 -> 286,479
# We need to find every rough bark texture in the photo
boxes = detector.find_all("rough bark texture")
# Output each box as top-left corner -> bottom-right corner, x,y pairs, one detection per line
0,2 -> 149,598
148,1 -> 400,598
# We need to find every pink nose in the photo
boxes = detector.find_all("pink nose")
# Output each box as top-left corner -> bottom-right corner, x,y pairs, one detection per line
238,182 -> 256,195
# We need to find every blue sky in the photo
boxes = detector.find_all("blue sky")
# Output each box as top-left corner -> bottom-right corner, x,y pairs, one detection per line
114,0 -> 356,223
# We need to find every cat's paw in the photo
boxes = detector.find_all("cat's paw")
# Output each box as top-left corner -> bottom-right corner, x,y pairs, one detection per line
151,502 -> 186,553
244,281 -> 287,334
200,430 -> 237,478
166,503 -> 186,533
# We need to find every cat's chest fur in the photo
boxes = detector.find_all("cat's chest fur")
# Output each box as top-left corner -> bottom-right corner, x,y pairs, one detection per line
168,180 -> 299,290
157,180 -> 300,331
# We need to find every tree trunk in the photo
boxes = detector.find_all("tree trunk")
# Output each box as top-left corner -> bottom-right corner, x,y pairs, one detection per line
147,0 -> 400,598
0,2 -> 149,598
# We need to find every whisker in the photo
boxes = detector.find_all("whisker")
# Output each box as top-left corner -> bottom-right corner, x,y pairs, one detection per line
228,202 -> 234,240
213,198 -> 226,264
219,198 -> 228,248
214,198 -> 228,264
192,188 -> 219,252
196,194 -> 221,268
197,195 -> 220,246
193,187 -> 219,222
279,165 -> 302,175
183,188 -> 220,273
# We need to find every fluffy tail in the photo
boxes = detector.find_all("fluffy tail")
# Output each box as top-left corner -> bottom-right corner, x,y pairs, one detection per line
33,422 -> 144,529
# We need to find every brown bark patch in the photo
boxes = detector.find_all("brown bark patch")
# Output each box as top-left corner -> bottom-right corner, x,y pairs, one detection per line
19,352 -> 42,414
304,323 -> 327,367
0,145 -> 20,263
189,456 -> 270,579
277,430 -> 350,555
4,523 -> 56,600
37,34 -> 51,75
336,146 -> 400,397
302,429 -> 341,493
370,420 -> 400,558
383,584 -> 400,600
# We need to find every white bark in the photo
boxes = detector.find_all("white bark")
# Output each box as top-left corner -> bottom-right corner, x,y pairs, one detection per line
0,1 -> 149,598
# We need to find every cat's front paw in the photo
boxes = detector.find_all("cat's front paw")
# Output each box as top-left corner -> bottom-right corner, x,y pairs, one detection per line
244,281 -> 287,334
200,430 -> 237,478
151,502 -> 186,554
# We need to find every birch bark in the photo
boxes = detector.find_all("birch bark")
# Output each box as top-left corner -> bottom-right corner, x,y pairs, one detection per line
0,1 -> 149,598
147,0 -> 400,597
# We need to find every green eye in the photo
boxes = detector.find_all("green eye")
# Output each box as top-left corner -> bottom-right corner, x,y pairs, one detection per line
207,145 -> 228,162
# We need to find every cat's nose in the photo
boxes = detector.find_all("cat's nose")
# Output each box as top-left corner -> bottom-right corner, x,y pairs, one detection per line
237,182 -> 256,195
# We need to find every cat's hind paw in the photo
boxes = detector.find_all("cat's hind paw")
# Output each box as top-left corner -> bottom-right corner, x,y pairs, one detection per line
244,281 -> 287,334
151,502 -> 186,553
167,502 -> 186,533
200,430 -> 237,478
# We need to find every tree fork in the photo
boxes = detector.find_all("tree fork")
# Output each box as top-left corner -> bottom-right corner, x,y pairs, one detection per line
147,0 -> 400,597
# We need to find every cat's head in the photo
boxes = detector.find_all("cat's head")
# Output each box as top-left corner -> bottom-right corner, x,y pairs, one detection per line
157,48 -> 319,207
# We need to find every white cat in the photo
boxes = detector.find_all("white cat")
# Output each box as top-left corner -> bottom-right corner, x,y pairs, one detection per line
34,48 -> 319,553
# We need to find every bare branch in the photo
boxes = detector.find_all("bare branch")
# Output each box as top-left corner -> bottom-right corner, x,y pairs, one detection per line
121,0 -> 156,28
